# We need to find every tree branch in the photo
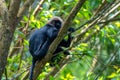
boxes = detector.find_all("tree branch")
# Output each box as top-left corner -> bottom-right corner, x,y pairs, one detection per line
17,0 -> 34,20
0,0 -> 8,21
33,0 -> 86,79
32,0 -> 45,16
44,56 -> 71,80
94,46 -> 120,79
74,1 -> 120,44
9,0 -> 21,18
0,0 -> 36,79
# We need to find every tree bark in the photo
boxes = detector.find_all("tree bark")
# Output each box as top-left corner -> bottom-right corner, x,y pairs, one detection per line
0,0 -> 21,78
0,0 -> 34,79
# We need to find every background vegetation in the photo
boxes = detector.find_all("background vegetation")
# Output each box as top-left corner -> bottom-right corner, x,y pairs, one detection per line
0,0 -> 120,80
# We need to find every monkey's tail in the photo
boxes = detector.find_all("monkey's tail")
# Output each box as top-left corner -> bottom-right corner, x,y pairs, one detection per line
29,59 -> 36,80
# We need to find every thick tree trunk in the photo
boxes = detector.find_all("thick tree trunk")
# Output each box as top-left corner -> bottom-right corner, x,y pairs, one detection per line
0,0 -> 34,79
0,21 -> 15,79
0,0 -> 20,78
0,10 -> 17,79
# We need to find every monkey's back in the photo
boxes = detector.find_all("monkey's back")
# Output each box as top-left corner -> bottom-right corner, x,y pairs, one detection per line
29,27 -> 48,57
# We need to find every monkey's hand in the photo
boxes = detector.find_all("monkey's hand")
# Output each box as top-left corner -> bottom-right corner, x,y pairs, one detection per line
68,28 -> 75,33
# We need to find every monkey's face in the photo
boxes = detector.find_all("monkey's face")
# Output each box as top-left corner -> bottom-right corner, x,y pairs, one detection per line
54,20 -> 62,30
47,17 -> 63,30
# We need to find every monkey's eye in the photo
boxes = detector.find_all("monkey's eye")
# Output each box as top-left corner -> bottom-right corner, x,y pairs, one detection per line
56,22 -> 60,26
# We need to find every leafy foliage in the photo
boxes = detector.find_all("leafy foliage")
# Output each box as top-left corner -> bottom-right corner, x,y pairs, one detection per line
3,0 -> 120,80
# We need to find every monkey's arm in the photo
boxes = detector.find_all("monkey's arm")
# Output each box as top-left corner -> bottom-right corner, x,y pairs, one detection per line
59,34 -> 73,47
59,27 -> 74,47
46,26 -> 58,40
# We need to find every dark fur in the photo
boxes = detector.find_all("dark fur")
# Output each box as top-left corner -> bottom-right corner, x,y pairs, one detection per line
29,17 -> 74,80
29,17 -> 63,80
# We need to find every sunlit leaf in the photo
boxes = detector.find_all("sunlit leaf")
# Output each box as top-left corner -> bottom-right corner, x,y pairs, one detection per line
107,73 -> 117,78
115,22 -> 120,28
24,39 -> 29,45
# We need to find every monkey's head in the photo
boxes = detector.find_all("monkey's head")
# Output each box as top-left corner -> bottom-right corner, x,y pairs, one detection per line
47,16 -> 63,30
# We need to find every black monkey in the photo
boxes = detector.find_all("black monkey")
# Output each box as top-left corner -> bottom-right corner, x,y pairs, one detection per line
29,17 -> 63,80
50,27 -> 74,66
